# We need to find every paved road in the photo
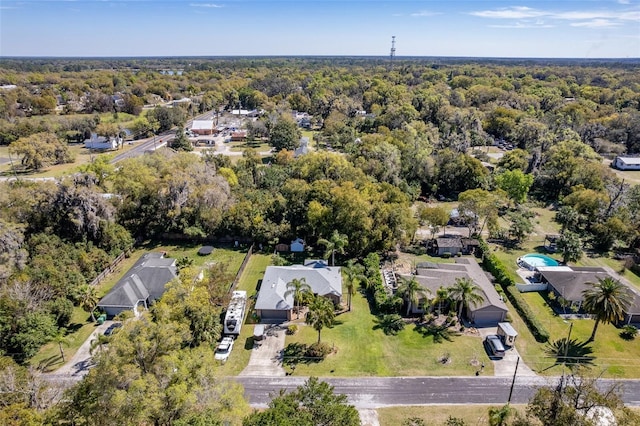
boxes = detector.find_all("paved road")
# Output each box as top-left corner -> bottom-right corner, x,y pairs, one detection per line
236,376 -> 640,408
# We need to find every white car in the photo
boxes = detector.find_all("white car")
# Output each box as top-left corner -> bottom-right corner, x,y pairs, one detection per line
214,337 -> 235,361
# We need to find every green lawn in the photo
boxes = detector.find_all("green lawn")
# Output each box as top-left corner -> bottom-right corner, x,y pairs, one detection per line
284,289 -> 494,377
228,140 -> 272,153
377,404 -> 528,426
514,291 -> 640,378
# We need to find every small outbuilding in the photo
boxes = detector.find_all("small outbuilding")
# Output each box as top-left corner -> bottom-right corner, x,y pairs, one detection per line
497,322 -> 518,347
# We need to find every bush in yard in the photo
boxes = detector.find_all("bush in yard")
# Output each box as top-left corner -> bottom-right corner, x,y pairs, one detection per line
305,342 -> 332,360
620,325 -> 638,340
504,286 -> 550,343
286,324 -> 298,335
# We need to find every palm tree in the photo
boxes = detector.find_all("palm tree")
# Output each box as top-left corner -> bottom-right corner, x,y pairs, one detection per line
342,260 -> 367,311
306,296 -> 335,344
448,277 -> 485,320
318,230 -> 348,266
284,278 -> 312,319
432,286 -> 451,315
51,328 -> 71,363
488,404 -> 513,426
75,284 -> 99,322
582,277 -> 632,342
89,333 -> 111,356
397,276 -> 430,317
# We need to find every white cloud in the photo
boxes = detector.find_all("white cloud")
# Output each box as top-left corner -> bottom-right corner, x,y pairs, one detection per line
490,22 -> 554,29
410,10 -> 440,18
618,0 -> 631,4
190,3 -> 223,8
571,19 -> 622,28
470,6 -> 640,26
470,6 -> 545,19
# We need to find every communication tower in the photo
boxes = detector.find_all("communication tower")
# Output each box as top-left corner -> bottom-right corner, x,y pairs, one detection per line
390,36 -> 396,63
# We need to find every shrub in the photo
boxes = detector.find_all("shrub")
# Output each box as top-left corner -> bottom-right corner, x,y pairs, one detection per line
442,252 -> 451,259
620,325 -> 638,340
287,324 -> 298,335
504,285 -> 550,343
305,342 -> 332,359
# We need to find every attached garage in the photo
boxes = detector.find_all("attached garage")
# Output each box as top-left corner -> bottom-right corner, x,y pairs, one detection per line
468,305 -> 508,326
257,309 -> 290,322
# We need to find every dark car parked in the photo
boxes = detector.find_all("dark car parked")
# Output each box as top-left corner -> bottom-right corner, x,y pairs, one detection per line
484,334 -> 506,358
104,322 -> 122,336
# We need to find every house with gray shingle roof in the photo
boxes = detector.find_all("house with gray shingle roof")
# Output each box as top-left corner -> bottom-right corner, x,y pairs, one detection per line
255,260 -> 342,322
97,252 -> 177,318
399,258 -> 508,325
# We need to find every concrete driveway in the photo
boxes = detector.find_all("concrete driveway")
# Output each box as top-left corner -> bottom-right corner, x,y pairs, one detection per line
239,327 -> 286,377
477,326 -> 536,377
53,321 -> 112,377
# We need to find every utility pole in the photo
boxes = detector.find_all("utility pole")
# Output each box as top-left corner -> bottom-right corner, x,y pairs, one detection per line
507,356 -> 520,403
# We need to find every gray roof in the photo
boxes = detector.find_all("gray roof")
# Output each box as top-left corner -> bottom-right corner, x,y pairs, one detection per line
539,268 -> 611,302
436,237 -> 463,248
404,258 -> 507,313
255,264 -> 342,311
97,253 -> 177,309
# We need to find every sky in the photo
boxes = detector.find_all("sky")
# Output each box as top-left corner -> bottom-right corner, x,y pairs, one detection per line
0,0 -> 639,58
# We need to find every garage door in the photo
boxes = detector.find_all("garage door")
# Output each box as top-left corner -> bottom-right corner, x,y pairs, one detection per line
259,309 -> 289,321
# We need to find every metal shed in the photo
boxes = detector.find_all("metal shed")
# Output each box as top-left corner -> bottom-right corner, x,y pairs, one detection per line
497,322 -> 518,347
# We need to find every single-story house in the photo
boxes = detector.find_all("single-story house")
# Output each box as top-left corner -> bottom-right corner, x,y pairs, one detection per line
612,156 -> 640,171
191,120 -> 214,135
96,252 -> 177,318
230,131 -> 247,142
290,238 -> 305,252
536,266 -> 640,324
255,260 -> 342,321
84,133 -> 123,150
433,237 -> 478,256
399,258 -> 508,325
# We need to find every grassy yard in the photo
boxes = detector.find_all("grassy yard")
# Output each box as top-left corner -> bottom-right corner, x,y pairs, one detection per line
515,291 -> 640,378
283,289 -> 494,377
377,404 -> 528,426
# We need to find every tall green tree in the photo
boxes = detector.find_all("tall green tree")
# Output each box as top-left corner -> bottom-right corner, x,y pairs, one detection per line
74,284 -> 99,322
269,116 -> 301,151
433,286 -> 451,315
305,296 -> 335,344
342,260 -> 366,311
318,230 -> 348,266
51,328 -> 71,363
397,276 -> 430,316
558,231 -> 583,264
284,278 -> 312,320
243,377 -> 359,426
582,277 -> 632,342
448,277 -> 485,320
494,169 -> 534,204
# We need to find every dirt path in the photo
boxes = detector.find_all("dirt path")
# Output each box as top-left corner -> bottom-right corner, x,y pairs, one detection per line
52,321 -> 111,378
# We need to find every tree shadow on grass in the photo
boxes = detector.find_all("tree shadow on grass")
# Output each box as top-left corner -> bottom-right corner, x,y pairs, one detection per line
37,355 -> 64,372
543,338 -> 595,371
414,322 -> 460,343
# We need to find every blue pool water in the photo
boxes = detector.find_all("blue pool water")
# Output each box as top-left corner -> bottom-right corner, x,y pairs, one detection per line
519,253 -> 559,269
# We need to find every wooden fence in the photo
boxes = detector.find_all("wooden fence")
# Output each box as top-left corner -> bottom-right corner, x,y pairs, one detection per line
89,252 -> 127,287
230,243 -> 254,292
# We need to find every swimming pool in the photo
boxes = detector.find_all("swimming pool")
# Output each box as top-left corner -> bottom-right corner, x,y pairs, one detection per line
518,253 -> 559,270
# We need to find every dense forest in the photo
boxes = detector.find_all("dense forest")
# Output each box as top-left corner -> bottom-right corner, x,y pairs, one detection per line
1,57 -> 640,424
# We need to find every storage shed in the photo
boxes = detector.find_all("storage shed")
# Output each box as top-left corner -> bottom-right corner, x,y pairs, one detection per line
497,322 -> 518,347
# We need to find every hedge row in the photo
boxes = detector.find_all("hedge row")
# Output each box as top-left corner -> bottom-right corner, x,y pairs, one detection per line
504,285 -> 550,343
477,239 -> 515,287
477,238 -> 550,343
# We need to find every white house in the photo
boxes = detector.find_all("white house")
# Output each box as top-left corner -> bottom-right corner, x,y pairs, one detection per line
84,133 -> 122,150
612,156 -> 640,171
